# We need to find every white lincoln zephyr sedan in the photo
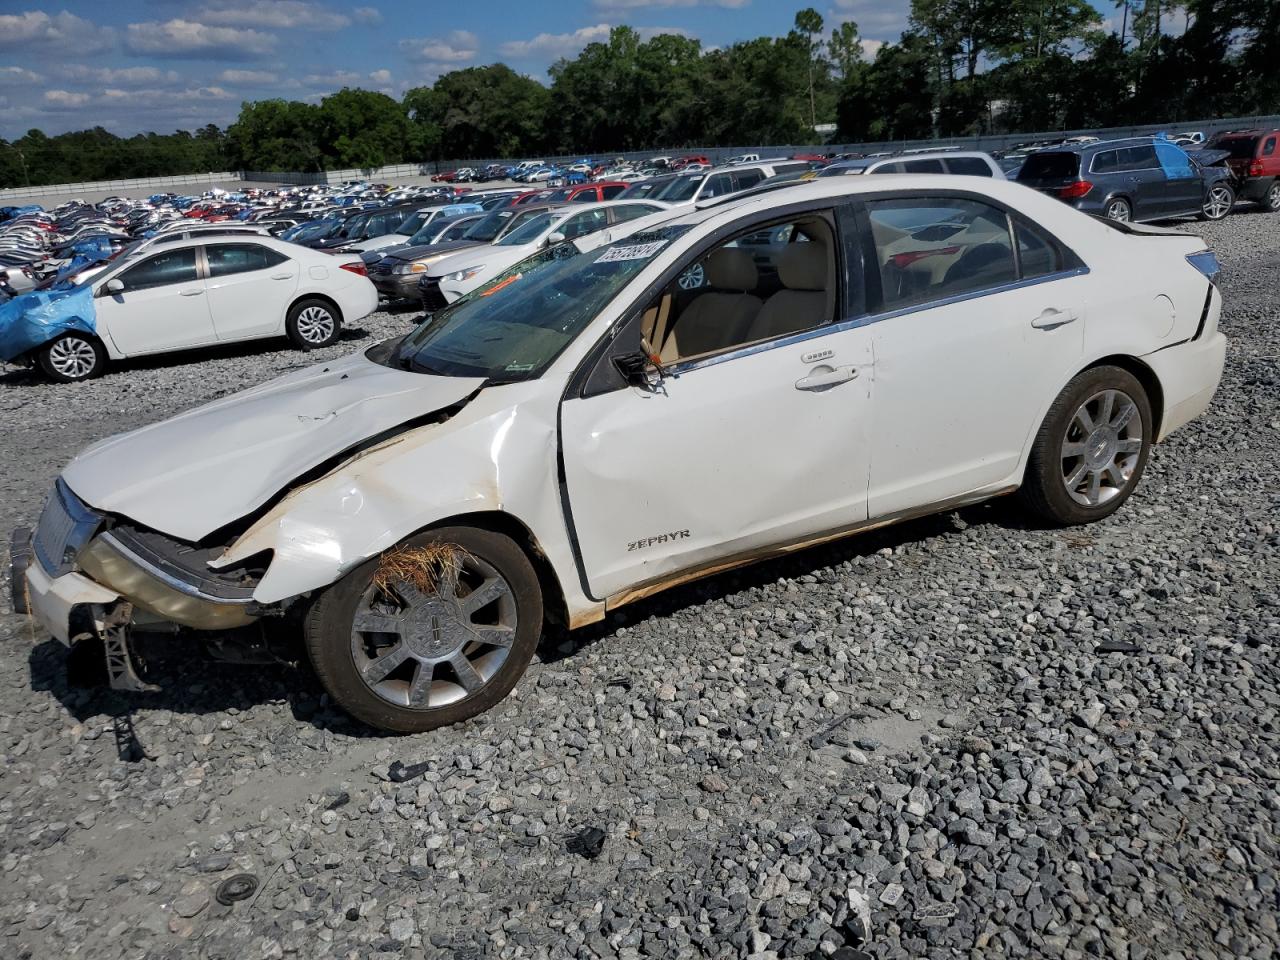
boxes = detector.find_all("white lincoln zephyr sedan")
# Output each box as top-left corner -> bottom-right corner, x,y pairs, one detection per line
12,176 -> 1225,733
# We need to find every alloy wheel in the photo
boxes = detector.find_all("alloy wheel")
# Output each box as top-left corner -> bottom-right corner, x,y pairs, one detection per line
1267,183 -> 1280,212
1060,389 -> 1144,508
1203,186 -> 1233,220
1105,200 -> 1131,222
678,262 -> 705,290
47,337 -> 98,379
349,555 -> 517,710
295,305 -> 335,344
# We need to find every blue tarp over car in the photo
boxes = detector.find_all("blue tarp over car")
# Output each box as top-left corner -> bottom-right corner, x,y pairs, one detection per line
0,285 -> 97,362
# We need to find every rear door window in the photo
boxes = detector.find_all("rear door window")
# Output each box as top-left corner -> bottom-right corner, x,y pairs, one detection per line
867,198 -> 1017,310
600,184 -> 626,199
1117,145 -> 1158,171
945,157 -> 994,177
901,158 -> 946,174
1018,152 -> 1080,181
206,243 -> 288,278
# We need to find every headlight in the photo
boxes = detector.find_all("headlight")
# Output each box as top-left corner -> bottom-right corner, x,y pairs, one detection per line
391,261 -> 429,275
444,265 -> 484,283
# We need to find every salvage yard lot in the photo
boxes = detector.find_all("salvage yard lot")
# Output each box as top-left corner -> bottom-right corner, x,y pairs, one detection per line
1,212 -> 1278,958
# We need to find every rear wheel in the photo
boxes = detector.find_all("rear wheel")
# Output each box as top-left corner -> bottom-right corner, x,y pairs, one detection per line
1020,366 -> 1153,526
38,333 -> 106,383
286,298 -> 341,349
1104,197 -> 1132,222
1199,183 -> 1235,221
1264,181 -> 1280,213
305,527 -> 543,734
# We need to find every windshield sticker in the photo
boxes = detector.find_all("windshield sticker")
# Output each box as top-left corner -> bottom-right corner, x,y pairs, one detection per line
597,240 -> 668,263
504,362 -> 535,372
480,273 -> 522,297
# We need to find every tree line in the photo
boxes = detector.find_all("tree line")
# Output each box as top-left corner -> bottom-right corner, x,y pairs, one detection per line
3,0 -> 1277,187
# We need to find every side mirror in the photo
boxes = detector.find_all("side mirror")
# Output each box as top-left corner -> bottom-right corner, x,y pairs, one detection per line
612,336 -> 667,390
105,278 -> 125,295
546,231 -> 566,246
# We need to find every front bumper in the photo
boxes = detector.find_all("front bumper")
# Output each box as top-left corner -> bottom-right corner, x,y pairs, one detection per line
10,529 -> 119,645
371,272 -> 422,300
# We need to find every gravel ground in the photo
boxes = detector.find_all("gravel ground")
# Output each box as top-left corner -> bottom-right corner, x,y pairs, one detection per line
1,209 -> 1278,960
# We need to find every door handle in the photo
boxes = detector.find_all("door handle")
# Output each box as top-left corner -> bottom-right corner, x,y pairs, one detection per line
179,289 -> 204,297
270,273 -> 293,280
1031,307 -> 1076,329
795,365 -> 859,391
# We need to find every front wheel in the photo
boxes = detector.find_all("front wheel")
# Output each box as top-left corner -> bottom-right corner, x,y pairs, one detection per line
1019,366 -> 1153,526
38,333 -> 106,382
1199,183 -> 1235,221
305,527 -> 543,734
286,298 -> 341,349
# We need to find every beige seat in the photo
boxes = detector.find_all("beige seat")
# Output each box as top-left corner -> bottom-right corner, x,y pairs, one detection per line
745,241 -> 830,342
659,248 -> 762,362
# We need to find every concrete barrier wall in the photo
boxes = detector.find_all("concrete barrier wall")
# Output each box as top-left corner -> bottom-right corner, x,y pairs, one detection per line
0,172 -> 239,203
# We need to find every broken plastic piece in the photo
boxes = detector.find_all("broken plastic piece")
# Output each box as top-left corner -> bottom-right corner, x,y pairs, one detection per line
565,826 -> 606,859
388,759 -> 432,783
215,873 -> 259,905
1095,640 -> 1141,654
102,606 -> 158,693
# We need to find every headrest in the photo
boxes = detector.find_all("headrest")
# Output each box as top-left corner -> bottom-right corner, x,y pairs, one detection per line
704,247 -> 758,291
777,242 -> 828,291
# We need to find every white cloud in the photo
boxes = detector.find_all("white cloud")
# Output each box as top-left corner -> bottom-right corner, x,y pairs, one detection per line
353,6 -> 383,24
860,38 -> 884,57
0,10 -> 114,54
368,69 -> 393,84
43,89 -> 92,109
218,68 -> 279,85
198,1 -> 350,31
501,23 -> 612,58
303,70 -> 363,86
0,66 -> 43,85
100,86 -> 235,103
827,0 -> 911,40
400,30 -> 478,63
63,65 -> 182,86
636,26 -> 695,40
124,19 -> 277,59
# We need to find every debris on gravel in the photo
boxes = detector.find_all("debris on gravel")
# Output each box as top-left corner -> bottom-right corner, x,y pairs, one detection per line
2,210 -> 1278,959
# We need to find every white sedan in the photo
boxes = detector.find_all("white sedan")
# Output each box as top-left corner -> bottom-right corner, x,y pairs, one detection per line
421,200 -> 666,306
14,176 -> 1224,732
5,235 -> 376,382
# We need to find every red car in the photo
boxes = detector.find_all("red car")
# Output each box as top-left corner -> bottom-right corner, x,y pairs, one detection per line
671,154 -> 709,170
1206,129 -> 1280,212
432,170 -> 459,183
792,153 -> 829,164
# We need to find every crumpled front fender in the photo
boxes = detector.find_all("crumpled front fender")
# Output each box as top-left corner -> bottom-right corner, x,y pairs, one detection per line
214,384 -> 573,607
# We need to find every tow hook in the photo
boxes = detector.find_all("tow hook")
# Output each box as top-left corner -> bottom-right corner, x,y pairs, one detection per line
102,603 -> 159,692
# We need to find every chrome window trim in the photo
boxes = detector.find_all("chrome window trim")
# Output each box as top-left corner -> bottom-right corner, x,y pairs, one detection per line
667,266 -> 1090,376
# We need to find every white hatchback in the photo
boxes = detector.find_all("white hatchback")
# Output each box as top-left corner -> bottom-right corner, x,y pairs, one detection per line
15,235 -> 377,382
15,176 -> 1225,732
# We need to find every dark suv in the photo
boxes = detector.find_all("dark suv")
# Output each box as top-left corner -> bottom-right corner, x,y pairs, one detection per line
1205,129 -> 1280,212
1016,137 -> 1236,223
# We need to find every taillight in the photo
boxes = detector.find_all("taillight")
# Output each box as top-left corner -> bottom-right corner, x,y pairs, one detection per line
339,261 -> 367,277
1058,180 -> 1094,199
1248,160 -> 1264,177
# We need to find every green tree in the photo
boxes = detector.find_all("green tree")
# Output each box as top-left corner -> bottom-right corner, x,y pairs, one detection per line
316,88 -> 409,168
794,7 -> 825,129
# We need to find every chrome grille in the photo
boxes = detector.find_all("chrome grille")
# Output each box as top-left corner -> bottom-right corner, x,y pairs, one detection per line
32,479 -> 103,577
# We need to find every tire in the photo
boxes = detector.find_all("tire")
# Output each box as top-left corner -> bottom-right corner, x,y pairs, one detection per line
1199,183 -> 1235,221
1019,365 -> 1153,526
38,333 -> 106,383
1263,181 -> 1280,213
305,526 -> 543,734
286,297 -> 341,350
1103,197 -> 1132,223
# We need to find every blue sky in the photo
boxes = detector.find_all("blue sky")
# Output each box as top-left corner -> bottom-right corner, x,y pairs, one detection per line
0,1 -> 1111,138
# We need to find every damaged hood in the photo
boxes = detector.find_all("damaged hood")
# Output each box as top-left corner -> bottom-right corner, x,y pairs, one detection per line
62,350 -> 483,542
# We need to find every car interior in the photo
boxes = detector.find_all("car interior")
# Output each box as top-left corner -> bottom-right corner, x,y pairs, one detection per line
639,215 -> 837,364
